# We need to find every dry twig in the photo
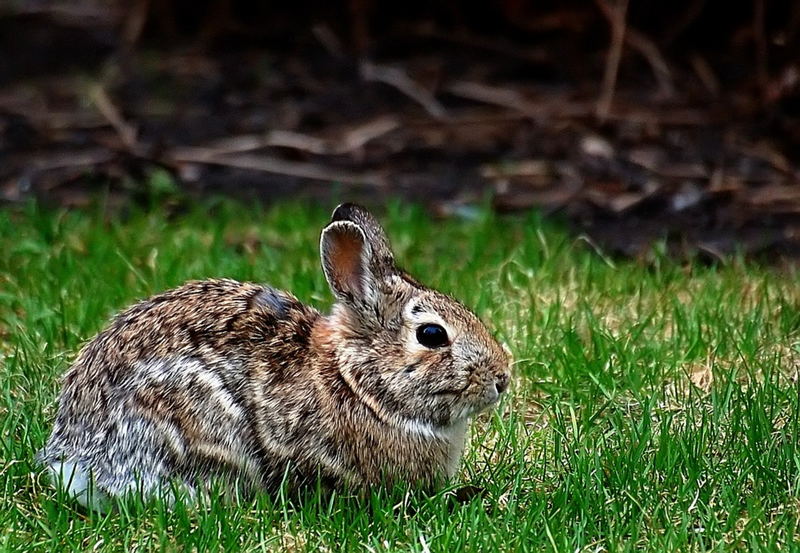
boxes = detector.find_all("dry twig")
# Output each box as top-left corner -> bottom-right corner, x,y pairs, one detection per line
360,61 -> 447,119
447,81 -> 711,125
170,148 -> 386,187
312,23 -> 345,58
193,116 -> 400,157
689,55 -> 720,97
593,0 -> 675,98
447,82 -> 535,116
596,0 -> 629,121
90,86 -> 138,152
29,148 -> 115,173
121,0 -> 150,48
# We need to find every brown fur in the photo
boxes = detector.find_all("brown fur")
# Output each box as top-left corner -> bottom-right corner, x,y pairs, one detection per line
38,204 -> 510,508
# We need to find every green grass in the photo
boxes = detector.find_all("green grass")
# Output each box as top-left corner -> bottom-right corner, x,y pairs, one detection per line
2,200 -> 799,552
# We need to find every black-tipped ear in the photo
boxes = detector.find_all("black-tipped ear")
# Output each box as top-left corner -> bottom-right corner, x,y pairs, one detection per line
320,221 -> 373,302
330,203 -> 363,224
329,203 -> 394,271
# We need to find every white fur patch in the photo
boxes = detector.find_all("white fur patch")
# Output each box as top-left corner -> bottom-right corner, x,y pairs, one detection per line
136,357 -> 245,420
398,417 -> 448,440
46,460 -> 109,512
192,369 -> 245,419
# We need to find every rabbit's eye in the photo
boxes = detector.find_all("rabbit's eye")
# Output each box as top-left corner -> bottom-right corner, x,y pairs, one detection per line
416,324 -> 449,348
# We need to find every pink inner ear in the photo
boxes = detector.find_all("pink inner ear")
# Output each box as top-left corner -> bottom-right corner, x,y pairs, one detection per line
328,227 -> 365,296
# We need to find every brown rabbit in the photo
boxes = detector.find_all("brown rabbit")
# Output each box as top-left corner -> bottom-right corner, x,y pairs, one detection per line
38,204 -> 510,509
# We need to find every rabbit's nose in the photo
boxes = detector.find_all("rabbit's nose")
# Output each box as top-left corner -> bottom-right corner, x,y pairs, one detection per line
494,372 -> 510,394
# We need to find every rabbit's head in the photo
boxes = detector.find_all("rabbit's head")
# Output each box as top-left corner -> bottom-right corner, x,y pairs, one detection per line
319,204 -> 510,433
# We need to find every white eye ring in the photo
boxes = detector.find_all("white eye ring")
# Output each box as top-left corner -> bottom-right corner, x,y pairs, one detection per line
403,300 -> 457,349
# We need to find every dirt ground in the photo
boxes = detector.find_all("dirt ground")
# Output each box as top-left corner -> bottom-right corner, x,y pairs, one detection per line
2,1 -> 799,261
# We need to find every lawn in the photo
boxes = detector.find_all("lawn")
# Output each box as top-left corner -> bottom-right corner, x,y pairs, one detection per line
1,200 -> 799,552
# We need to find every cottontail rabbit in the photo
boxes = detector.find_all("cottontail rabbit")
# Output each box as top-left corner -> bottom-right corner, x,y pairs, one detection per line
38,204 -> 510,509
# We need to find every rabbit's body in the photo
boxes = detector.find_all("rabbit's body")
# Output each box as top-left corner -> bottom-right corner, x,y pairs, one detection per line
39,205 -> 509,509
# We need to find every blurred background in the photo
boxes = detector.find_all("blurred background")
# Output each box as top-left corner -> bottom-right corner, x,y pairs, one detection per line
1,0 -> 798,260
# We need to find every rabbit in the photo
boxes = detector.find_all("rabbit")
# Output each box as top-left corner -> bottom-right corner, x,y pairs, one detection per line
37,203 -> 511,510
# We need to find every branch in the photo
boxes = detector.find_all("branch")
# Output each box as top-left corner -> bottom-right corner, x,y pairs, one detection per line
596,0 -> 629,121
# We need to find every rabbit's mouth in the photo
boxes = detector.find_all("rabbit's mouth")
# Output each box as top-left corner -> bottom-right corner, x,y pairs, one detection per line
434,380 -> 506,420
433,367 -> 509,400
473,384 -> 504,410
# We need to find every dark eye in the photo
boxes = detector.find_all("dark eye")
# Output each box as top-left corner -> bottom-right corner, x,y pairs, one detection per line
416,324 -> 449,348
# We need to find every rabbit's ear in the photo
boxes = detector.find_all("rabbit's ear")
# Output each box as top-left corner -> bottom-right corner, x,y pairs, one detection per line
329,204 -> 395,273
320,220 -> 379,305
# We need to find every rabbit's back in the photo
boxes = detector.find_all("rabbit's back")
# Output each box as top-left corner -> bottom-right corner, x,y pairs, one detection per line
38,279 -> 319,506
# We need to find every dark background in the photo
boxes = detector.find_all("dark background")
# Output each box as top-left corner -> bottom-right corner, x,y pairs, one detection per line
1,0 -> 798,260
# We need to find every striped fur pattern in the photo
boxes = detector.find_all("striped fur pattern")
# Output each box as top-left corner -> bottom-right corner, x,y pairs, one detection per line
38,204 -> 510,509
